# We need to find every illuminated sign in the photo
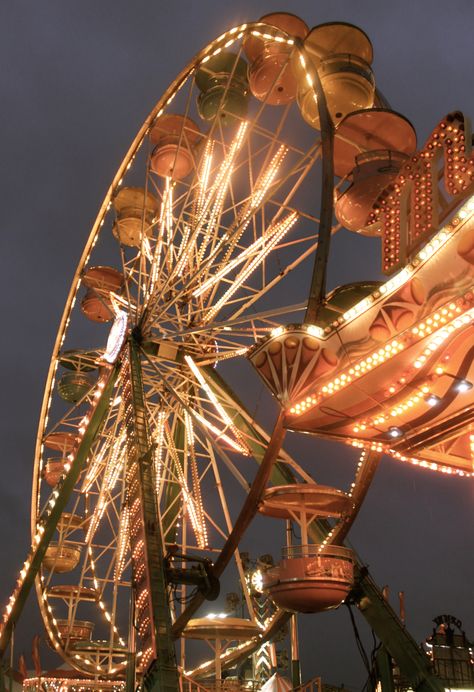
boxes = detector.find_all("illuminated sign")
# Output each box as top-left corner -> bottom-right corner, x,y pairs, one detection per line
103,310 -> 128,363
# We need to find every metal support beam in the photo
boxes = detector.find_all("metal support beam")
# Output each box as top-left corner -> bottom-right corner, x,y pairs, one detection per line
202,366 -> 298,488
376,646 -> 395,692
126,340 -> 179,692
352,569 -> 444,692
291,614 -> 302,689
297,41 -> 335,325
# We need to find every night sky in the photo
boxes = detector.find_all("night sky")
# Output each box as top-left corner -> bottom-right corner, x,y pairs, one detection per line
1,0 -> 473,687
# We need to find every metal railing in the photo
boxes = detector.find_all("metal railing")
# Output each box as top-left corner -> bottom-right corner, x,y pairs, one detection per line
295,676 -> 323,692
282,544 -> 353,560
180,673 -> 212,691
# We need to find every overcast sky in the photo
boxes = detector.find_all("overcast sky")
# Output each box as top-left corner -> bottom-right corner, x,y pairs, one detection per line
0,0 -> 473,687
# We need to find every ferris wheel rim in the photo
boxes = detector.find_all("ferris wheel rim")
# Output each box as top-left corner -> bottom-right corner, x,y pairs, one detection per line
30,21 -> 300,676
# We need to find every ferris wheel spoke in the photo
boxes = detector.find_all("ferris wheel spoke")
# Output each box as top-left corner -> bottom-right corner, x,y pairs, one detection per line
145,132 -> 317,304
148,121 -> 250,304
166,86 -> 294,258
142,142 -> 322,331
63,482 -> 127,663
224,234 -> 321,323
148,363 -> 255,458
0,361 -> 121,663
140,349 -> 250,490
154,301 -> 308,343
201,437 -> 258,622
172,409 -> 287,637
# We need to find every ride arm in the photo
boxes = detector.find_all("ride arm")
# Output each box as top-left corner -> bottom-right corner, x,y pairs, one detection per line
201,368 -> 445,692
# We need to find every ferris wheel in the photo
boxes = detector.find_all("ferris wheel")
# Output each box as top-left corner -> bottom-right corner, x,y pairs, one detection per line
27,15 -> 382,684
1,11 -> 473,692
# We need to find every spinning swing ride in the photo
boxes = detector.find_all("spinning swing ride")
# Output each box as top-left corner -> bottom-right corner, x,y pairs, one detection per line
1,10 -> 473,692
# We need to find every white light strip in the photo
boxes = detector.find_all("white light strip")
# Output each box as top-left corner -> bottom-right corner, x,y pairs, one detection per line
165,424 -> 207,547
185,354 -> 249,455
222,144 -> 288,263
206,211 -> 298,321
193,208 -> 293,298
175,225 -> 191,277
192,410 -> 247,454
153,410 -> 167,494
184,409 -> 206,544
114,504 -> 130,581
196,139 -> 214,220
197,121 -> 248,263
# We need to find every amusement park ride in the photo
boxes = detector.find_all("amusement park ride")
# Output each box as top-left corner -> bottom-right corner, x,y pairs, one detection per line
1,10 -> 473,692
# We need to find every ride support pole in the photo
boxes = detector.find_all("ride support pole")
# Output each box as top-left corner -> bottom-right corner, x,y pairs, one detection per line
290,614 -> 302,689
296,39 -> 335,325
376,646 -> 395,692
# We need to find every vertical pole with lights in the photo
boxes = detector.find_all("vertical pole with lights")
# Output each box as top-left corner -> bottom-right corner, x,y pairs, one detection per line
124,339 -> 178,692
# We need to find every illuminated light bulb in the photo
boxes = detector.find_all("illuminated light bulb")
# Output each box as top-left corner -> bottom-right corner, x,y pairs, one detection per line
307,324 -> 323,337
425,393 -> 442,407
206,211 -> 298,321
388,426 -> 403,439
454,378 -> 473,393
